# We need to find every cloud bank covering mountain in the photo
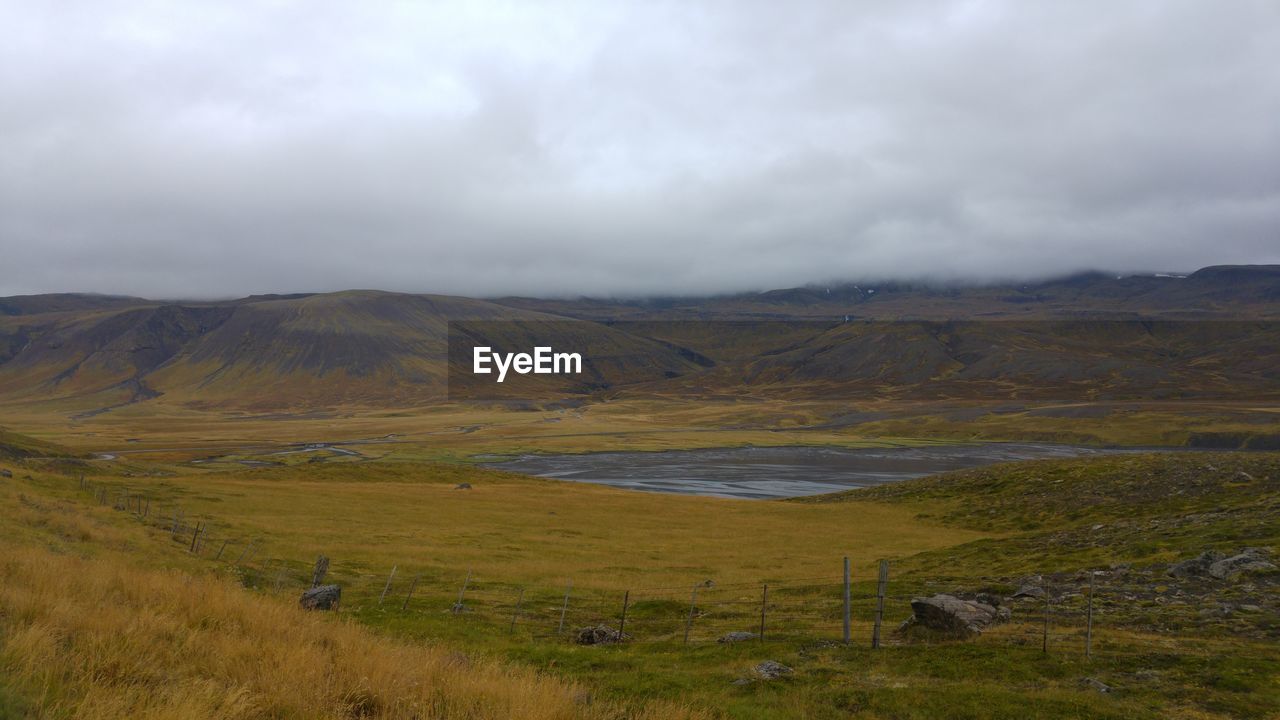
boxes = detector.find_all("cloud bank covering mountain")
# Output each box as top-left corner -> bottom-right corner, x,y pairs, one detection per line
2,1 -> 1278,298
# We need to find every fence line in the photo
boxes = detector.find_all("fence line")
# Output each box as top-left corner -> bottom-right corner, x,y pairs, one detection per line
69,475 -> 1278,658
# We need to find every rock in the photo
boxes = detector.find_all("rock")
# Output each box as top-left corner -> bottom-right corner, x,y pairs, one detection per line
718,632 -> 760,643
575,625 -> 630,645
299,584 -> 341,611
0,469 -> 11,478
455,483 -> 472,490
975,592 -> 1002,607
1208,548 -> 1276,580
1169,548 -> 1276,580
752,660 -> 793,680
1167,550 -> 1226,578
1082,677 -> 1112,693
1010,580 -> 1045,600
906,594 -> 1006,637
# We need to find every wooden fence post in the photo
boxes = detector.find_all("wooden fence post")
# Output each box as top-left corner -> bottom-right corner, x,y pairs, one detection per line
558,580 -> 573,635
189,523 -> 203,553
402,574 -> 421,611
684,583 -> 699,644
759,584 -> 768,642
872,559 -> 888,649
215,539 -> 229,561
843,556 -> 851,644
1085,571 -> 1095,660
234,541 -> 256,566
311,555 -> 330,588
452,569 -> 471,612
618,590 -> 630,637
509,588 -> 524,634
379,565 -> 398,605
1042,577 -> 1051,654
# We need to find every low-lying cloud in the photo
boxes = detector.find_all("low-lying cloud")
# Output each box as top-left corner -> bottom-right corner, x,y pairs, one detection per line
2,1 -> 1278,299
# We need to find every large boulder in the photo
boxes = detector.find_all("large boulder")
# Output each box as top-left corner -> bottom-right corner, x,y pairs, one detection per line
904,594 -> 1007,637
299,584 -> 341,611
1168,550 -> 1226,579
1209,548 -> 1276,580
1169,548 -> 1276,580
575,625 -> 630,645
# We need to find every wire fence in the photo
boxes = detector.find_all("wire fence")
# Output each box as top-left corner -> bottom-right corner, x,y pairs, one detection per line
75,476 -> 1279,659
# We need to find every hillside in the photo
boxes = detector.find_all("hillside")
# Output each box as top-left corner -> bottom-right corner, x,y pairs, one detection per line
0,266 -> 1276,416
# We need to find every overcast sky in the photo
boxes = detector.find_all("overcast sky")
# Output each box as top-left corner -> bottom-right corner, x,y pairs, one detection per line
2,1 -> 1278,299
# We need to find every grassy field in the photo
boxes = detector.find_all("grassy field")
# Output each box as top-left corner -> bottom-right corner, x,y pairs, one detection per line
3,423 -> 1277,719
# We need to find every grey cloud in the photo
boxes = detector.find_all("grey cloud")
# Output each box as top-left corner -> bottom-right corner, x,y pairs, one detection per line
1,0 -> 1277,299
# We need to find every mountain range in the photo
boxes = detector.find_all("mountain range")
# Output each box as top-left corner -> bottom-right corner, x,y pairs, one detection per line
1,265 -> 1276,412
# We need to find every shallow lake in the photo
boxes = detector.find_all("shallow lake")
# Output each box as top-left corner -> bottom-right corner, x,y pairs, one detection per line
485,443 -> 1140,499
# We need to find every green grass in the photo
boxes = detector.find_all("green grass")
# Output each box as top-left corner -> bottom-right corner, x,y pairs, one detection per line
2,430 -> 1277,719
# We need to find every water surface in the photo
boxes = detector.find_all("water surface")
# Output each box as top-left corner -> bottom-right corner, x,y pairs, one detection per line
486,443 -> 1137,499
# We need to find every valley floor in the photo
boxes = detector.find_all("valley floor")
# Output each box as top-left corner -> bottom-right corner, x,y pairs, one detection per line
1,425 -> 1276,719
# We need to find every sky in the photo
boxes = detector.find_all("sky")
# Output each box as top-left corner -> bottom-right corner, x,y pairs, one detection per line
1,1 -> 1278,299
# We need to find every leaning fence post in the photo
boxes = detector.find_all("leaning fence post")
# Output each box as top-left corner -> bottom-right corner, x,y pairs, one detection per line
618,590 -> 631,637
843,557 -> 851,644
509,588 -> 524,634
558,580 -> 573,635
215,539 -> 229,561
189,522 -> 203,553
872,559 -> 888,649
453,569 -> 471,612
1085,571 -> 1095,660
379,565 -> 398,605
234,541 -> 256,566
311,555 -> 330,588
759,584 -> 769,642
1042,577 -> 1051,654
684,583 -> 699,644
402,574 -> 421,611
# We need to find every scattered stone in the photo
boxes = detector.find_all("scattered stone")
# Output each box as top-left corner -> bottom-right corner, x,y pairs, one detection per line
575,625 -> 630,645
455,482 -> 472,490
1198,604 -> 1233,619
975,592 -> 1002,607
753,660 -> 793,680
903,594 -> 1006,637
450,602 -> 468,614
299,584 -> 341,611
0,469 -> 11,478
718,631 -> 760,643
1082,677 -> 1112,693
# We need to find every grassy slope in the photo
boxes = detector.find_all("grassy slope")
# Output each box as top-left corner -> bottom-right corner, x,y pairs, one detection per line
4,430 -> 1277,719
0,458 -> 704,719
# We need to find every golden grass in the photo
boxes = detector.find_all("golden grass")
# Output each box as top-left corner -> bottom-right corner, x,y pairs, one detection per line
110,463 -> 984,591
0,482 -> 704,720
